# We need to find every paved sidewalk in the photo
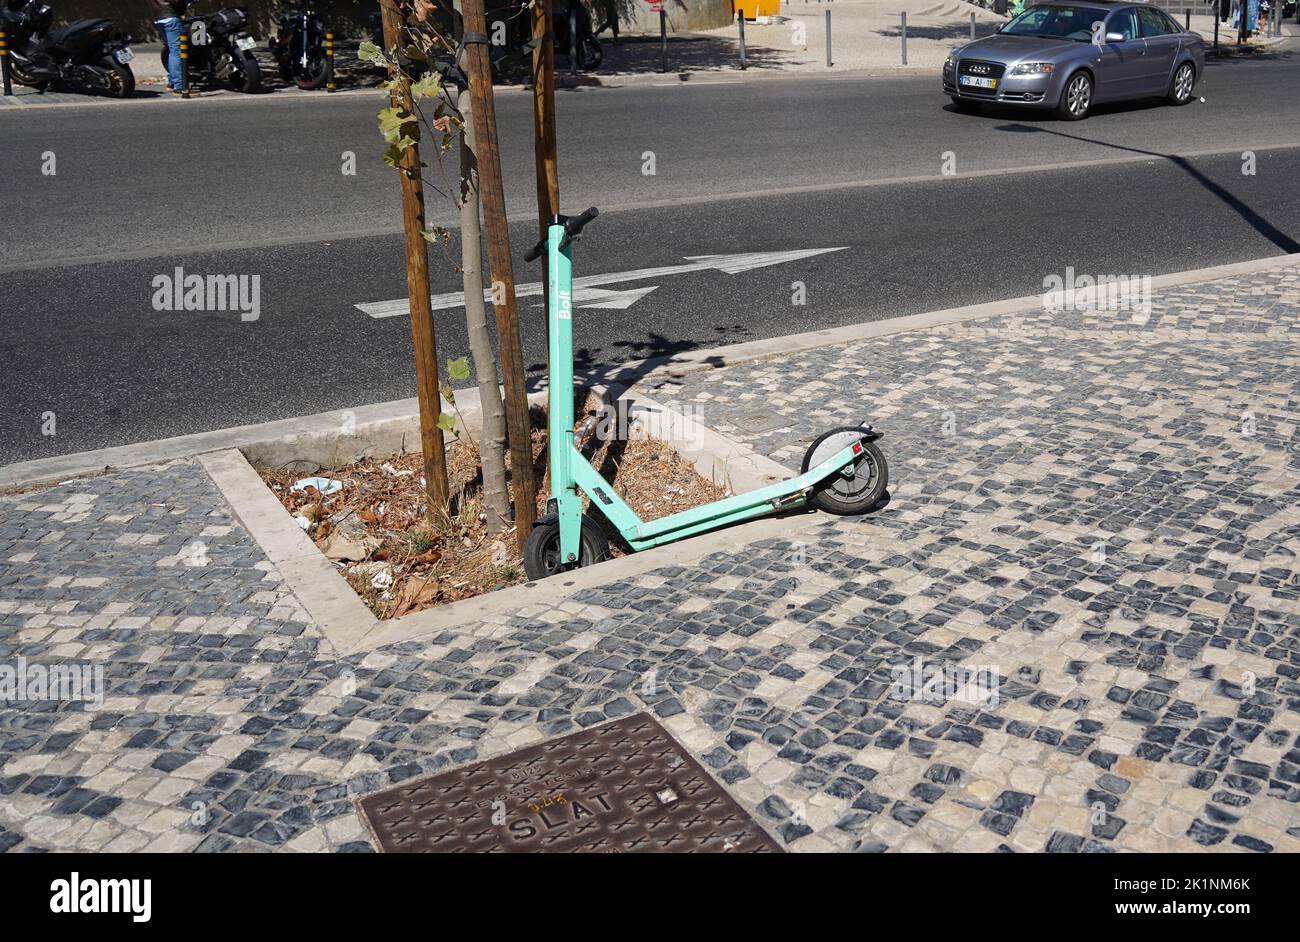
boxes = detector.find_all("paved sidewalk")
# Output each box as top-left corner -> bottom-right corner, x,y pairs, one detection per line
2,261 -> 1299,853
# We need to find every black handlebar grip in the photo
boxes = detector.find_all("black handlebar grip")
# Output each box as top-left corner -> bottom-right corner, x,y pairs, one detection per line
566,206 -> 599,235
523,240 -> 546,263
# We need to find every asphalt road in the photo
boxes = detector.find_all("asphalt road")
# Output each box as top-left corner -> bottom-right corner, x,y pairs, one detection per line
2,49 -> 1299,463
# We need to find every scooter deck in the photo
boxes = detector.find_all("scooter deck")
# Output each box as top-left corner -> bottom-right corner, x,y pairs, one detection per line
563,437 -> 869,552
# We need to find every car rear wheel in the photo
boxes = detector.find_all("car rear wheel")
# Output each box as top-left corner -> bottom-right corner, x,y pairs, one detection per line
1058,71 -> 1093,120
1166,61 -> 1195,105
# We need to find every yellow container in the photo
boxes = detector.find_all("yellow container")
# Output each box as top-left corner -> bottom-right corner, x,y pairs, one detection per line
733,0 -> 781,19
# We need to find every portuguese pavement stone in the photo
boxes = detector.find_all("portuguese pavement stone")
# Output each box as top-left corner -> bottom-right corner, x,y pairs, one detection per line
0,264 -> 1297,852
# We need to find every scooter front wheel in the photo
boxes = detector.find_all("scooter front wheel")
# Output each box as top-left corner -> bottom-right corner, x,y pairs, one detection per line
523,512 -> 610,580
802,428 -> 889,516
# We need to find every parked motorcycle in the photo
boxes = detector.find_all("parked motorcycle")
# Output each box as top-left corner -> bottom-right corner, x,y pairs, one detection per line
554,0 -> 601,71
0,0 -> 134,97
270,3 -> 329,89
162,6 -> 261,94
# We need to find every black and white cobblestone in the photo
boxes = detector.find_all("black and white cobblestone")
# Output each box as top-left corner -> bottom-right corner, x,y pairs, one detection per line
1,265 -> 1297,852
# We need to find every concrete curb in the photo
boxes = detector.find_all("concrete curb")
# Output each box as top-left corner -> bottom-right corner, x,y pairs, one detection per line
0,61 -> 944,111
578,249 -> 1300,389
350,383 -> 823,652
193,389 -> 821,656
198,448 -> 376,656
596,383 -> 792,495
5,249 -> 1298,492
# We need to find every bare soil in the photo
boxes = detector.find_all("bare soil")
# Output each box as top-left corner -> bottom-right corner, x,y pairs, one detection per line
258,409 -> 725,619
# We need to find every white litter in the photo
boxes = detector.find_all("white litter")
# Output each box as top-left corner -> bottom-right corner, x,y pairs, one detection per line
291,476 -> 344,495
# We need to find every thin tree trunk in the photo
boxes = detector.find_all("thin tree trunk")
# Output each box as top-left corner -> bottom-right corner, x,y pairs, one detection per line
532,0 -> 559,354
461,0 -> 537,550
456,83 -> 510,535
380,0 -> 449,520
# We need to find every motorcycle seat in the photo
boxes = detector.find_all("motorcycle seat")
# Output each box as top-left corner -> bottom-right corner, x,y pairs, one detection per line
47,18 -> 112,46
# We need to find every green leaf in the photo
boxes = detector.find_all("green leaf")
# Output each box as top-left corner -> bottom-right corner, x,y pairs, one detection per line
381,143 -> 406,167
357,40 -> 388,66
447,356 -> 471,382
410,73 -> 442,99
420,226 -> 450,244
436,412 -> 457,433
377,106 -> 413,143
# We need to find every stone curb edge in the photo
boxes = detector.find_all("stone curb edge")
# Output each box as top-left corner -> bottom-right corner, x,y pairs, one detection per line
4,249 -> 1297,492
196,392 -> 819,656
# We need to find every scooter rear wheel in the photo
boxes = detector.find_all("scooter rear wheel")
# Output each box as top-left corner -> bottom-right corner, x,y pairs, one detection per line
523,512 -> 609,580
802,428 -> 889,516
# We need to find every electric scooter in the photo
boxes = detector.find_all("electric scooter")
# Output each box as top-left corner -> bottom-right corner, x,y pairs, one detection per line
521,207 -> 890,580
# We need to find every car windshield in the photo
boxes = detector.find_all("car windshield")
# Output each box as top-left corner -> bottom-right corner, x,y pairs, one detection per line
1001,4 -> 1104,42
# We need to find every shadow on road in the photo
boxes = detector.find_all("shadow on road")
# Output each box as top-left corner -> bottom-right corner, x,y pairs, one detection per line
995,122 -> 1300,253
525,325 -> 754,395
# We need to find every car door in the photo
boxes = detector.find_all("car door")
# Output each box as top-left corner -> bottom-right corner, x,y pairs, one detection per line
1094,6 -> 1146,101
1137,6 -> 1180,95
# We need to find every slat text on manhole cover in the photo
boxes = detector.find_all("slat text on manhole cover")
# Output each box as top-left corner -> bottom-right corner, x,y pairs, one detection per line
356,713 -> 781,853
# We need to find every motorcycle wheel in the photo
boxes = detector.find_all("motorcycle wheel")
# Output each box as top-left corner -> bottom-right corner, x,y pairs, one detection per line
8,60 -> 50,91
294,52 -> 330,90
101,56 -> 135,98
578,37 -> 602,71
234,50 -> 262,93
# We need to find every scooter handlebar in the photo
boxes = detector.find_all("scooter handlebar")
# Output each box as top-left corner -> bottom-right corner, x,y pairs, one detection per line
522,207 -> 600,263
566,206 -> 599,236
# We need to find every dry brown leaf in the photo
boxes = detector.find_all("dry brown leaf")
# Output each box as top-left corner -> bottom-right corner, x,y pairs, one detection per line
392,575 -> 441,618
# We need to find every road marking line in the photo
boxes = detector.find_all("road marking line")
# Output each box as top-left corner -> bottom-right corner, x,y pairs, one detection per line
357,247 -> 849,318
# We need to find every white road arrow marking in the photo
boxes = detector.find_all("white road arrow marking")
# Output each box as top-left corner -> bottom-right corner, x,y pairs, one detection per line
576,285 -> 661,309
355,246 -> 848,319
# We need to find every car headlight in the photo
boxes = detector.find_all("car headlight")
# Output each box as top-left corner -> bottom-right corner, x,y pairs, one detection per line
1010,62 -> 1054,75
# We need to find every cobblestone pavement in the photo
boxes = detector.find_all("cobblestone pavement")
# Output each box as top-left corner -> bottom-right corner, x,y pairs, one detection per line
2,264 -> 1299,853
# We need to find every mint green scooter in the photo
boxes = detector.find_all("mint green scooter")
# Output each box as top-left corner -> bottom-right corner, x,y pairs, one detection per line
521,208 -> 889,580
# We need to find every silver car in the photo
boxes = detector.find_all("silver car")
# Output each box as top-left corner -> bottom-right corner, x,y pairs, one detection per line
942,1 -> 1205,120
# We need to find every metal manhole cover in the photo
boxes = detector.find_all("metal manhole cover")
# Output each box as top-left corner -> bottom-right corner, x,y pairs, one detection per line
356,713 -> 781,853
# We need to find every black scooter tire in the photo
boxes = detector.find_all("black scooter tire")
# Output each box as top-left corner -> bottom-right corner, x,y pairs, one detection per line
801,429 -> 889,516
523,512 -> 609,581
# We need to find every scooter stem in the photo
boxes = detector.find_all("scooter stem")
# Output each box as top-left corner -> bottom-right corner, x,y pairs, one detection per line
545,218 -> 583,562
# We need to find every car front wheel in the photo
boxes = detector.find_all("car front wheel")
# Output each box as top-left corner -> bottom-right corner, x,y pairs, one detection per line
1058,71 -> 1093,120
1166,61 -> 1195,105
